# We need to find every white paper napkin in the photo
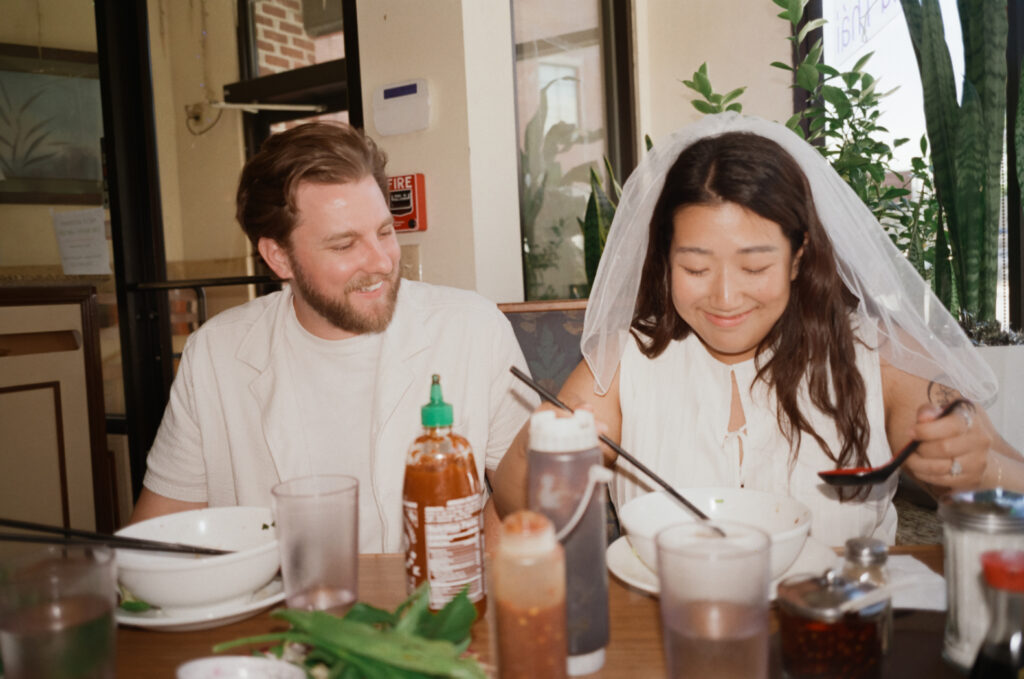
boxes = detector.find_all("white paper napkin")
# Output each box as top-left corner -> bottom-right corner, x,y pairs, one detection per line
889,554 -> 947,611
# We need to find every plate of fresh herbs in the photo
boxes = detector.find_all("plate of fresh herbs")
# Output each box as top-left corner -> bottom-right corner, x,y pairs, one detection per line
212,584 -> 486,678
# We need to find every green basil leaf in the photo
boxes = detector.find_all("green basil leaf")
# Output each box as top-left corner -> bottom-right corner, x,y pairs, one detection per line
416,588 -> 477,643
344,602 -> 397,627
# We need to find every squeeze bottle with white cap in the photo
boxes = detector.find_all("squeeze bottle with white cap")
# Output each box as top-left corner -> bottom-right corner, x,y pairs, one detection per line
493,510 -> 568,679
527,410 -> 611,676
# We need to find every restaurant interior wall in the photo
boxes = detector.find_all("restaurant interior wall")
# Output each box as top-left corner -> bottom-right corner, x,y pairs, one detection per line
0,1 -> 100,274
355,0 -> 525,304
633,0 -> 792,145
146,0 -> 255,361
0,1 -> 134,524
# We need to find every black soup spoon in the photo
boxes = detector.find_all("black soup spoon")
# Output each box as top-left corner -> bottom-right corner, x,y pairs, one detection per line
818,399 -> 971,487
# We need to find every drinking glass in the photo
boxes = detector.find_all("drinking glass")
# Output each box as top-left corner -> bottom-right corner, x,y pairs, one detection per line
0,544 -> 117,679
656,521 -> 771,679
271,475 -> 359,613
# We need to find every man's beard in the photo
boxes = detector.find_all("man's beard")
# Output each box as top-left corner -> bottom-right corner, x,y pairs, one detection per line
289,259 -> 400,335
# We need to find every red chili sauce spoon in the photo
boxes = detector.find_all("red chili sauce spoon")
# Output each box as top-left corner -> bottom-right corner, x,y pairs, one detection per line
818,399 -> 972,487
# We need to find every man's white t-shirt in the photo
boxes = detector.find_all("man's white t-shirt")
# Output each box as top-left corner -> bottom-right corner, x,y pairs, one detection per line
284,305 -> 381,548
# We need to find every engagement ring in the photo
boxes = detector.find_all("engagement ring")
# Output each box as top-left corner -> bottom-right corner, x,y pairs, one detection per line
950,458 -> 963,477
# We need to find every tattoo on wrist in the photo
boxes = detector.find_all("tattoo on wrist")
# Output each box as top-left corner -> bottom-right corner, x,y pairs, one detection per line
927,379 -> 959,408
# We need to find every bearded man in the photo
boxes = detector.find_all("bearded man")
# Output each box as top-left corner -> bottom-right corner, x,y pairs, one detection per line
131,123 -> 537,553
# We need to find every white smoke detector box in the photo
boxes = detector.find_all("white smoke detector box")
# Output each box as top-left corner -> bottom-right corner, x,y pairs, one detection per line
373,78 -> 429,136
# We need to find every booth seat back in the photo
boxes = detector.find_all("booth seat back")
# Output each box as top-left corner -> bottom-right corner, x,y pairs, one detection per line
498,300 -> 622,540
498,300 -> 586,394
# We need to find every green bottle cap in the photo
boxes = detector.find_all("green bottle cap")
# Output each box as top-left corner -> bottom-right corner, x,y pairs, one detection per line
421,374 -> 453,427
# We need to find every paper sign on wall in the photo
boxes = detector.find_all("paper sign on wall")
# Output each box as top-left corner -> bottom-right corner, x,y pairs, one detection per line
52,208 -> 111,275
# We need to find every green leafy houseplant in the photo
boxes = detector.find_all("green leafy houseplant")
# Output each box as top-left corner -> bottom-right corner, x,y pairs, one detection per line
899,0 -> 1007,321
519,78 -> 599,300
768,0 -> 940,281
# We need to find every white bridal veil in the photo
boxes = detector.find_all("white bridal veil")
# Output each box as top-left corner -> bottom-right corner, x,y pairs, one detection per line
581,112 -> 998,404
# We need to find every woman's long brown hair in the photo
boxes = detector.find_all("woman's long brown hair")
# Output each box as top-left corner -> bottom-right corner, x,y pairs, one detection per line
631,132 -> 870,475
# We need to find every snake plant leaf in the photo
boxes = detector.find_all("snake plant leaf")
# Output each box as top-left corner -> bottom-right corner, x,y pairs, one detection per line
603,156 -> 622,203
1016,65 -> 1024,201
900,0 -> 960,224
900,0 -> 1005,319
966,0 -> 1007,320
582,166 -> 617,287
934,212 -> 954,309
952,83 -> 985,314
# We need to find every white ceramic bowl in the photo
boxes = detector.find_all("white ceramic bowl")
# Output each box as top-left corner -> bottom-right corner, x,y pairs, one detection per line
619,487 -> 811,580
115,506 -> 279,613
176,656 -> 305,679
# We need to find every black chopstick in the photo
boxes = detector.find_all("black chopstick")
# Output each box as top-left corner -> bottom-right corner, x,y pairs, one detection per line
510,366 -> 724,533
0,517 -> 232,556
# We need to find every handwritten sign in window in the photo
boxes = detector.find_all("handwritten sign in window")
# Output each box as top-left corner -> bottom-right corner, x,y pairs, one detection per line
827,0 -> 902,67
52,208 -> 110,276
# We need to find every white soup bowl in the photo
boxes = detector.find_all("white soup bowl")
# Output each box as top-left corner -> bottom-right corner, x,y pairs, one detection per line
115,506 -> 279,614
618,486 -> 812,580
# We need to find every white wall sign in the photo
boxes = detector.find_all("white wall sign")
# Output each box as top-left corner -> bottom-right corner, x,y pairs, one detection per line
52,207 -> 111,275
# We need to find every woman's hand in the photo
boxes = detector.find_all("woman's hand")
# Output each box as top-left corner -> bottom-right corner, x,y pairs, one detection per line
903,400 -> 994,490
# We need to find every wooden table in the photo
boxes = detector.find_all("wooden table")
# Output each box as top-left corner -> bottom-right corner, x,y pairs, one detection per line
117,546 -> 955,678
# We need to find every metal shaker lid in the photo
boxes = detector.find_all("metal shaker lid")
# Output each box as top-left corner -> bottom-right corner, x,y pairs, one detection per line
844,537 -> 888,566
777,569 -> 881,623
938,489 -> 1024,533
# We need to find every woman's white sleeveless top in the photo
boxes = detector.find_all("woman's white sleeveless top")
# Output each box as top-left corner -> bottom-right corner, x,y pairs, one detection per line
616,327 -> 898,546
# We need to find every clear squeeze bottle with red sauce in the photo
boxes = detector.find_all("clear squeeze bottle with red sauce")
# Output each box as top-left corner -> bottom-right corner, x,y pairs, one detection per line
493,510 -> 568,679
528,410 -> 610,676
402,374 -> 486,614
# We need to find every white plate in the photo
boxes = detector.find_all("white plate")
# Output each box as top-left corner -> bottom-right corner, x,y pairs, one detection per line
116,578 -> 285,632
606,535 -> 838,599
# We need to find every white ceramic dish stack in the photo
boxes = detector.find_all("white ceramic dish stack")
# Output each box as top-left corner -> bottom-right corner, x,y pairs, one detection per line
115,506 -> 280,617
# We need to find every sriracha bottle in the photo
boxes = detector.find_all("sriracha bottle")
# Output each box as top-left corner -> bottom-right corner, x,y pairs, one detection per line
402,374 -> 486,615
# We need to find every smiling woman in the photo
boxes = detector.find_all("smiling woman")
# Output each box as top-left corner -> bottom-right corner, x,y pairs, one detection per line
667,202 -> 800,365
499,112 -> 1024,548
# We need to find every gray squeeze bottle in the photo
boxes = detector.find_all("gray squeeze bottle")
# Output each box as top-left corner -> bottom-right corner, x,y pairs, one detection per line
527,410 -> 612,676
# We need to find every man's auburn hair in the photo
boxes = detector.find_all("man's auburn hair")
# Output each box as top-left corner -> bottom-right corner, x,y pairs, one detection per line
236,122 -> 388,247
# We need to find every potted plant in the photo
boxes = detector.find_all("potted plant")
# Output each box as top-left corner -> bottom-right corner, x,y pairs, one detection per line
899,0 -> 1006,321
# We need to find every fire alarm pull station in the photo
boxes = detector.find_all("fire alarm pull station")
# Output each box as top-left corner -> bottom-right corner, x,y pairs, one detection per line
389,174 -> 427,232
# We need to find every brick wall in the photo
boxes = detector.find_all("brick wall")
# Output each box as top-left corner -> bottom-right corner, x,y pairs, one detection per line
253,0 -> 316,75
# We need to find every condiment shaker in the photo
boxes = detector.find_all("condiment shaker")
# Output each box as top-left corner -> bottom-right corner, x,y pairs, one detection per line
402,374 -> 486,614
939,489 -> 1024,669
493,510 -> 568,679
776,569 -> 885,679
528,410 -> 610,676
969,549 -> 1024,678
841,537 -> 892,654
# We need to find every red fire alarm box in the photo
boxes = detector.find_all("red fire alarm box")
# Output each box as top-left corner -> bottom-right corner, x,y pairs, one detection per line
388,173 -> 427,232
